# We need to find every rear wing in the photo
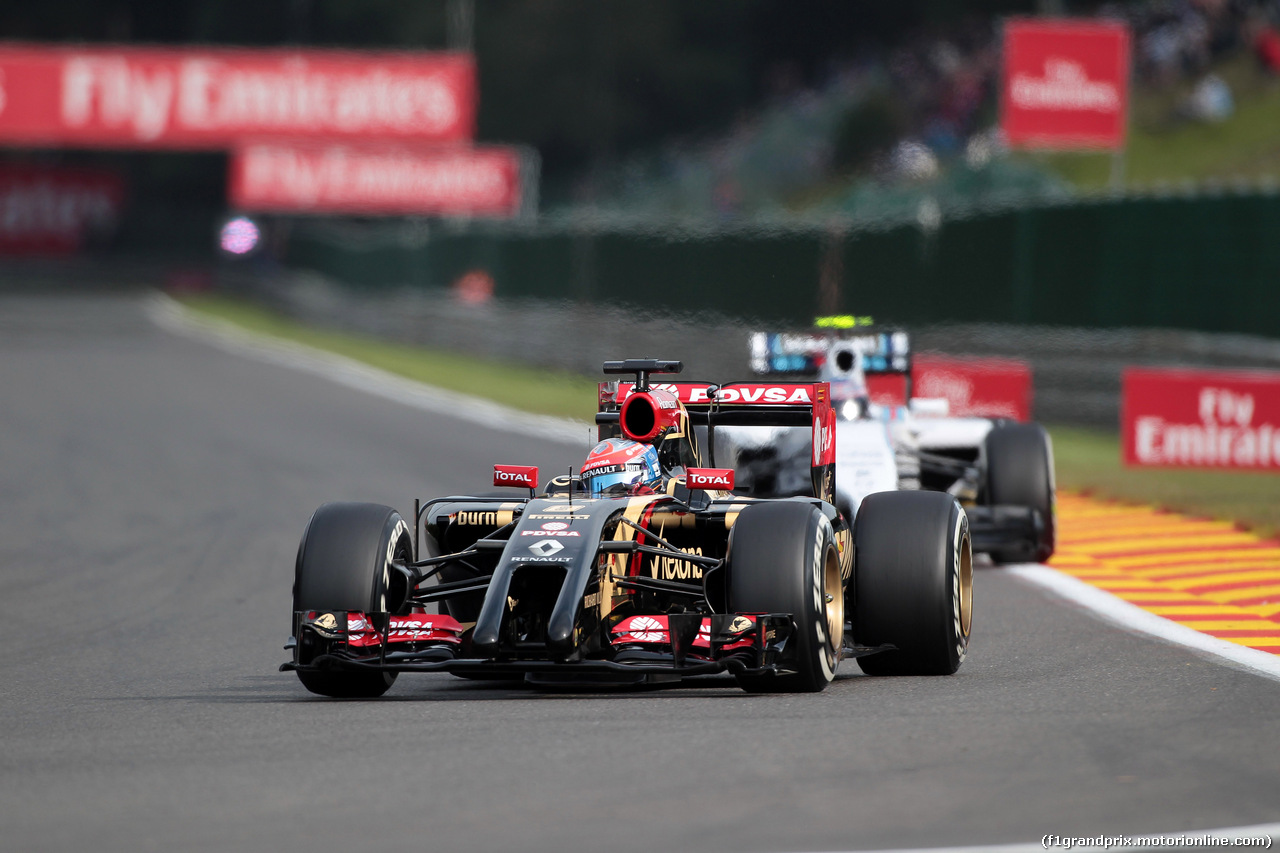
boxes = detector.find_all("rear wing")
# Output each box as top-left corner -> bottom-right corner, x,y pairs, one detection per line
749,324 -> 914,397
597,375 -> 836,504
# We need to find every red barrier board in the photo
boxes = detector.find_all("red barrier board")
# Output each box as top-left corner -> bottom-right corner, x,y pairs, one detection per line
1001,19 -> 1130,149
0,45 -> 475,149
0,166 -> 125,254
228,142 -> 523,216
1122,367 -> 1280,471
867,355 -> 1033,421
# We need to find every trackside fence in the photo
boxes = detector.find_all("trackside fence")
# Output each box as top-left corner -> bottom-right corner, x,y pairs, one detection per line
282,190 -> 1280,338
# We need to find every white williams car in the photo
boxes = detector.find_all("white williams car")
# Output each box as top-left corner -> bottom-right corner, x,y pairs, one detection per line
736,321 -> 1055,564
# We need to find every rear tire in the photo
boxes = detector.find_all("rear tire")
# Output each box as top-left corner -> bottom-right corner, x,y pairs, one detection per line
984,423 -> 1056,563
853,491 -> 972,676
293,502 -> 411,698
726,501 -> 843,693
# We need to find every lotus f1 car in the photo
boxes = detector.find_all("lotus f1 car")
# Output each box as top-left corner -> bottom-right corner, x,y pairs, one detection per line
746,321 -> 1055,563
283,359 -> 973,698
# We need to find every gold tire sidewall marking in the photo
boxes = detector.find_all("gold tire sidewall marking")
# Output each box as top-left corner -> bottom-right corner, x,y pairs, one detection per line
953,510 -> 973,665
814,515 -> 840,682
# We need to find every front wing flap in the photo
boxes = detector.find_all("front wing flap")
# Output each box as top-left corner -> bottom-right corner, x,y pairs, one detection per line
282,609 -> 804,680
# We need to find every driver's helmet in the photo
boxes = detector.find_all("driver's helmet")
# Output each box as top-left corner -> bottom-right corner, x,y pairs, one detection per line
581,438 -> 662,496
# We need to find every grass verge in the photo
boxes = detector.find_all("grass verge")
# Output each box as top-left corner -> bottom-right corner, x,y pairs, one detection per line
180,293 -> 1279,537
1028,55 -> 1280,190
180,293 -> 599,422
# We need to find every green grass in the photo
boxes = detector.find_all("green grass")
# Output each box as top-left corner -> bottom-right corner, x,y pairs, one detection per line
180,294 -> 1280,538
1026,55 -> 1280,189
1049,424 -> 1280,538
180,294 -> 599,422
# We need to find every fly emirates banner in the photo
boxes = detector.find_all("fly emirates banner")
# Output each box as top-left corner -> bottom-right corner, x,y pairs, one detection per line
1123,367 -> 1280,471
0,45 -> 476,148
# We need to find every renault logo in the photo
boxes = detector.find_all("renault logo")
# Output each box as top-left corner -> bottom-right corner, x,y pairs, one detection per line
527,540 -> 565,557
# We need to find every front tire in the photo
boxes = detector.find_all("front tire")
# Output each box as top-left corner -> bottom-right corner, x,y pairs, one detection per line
726,501 -> 843,693
293,502 -> 412,698
984,423 -> 1056,563
853,491 -> 972,676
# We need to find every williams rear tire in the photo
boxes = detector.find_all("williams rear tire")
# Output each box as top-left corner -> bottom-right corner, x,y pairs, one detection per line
726,501 -> 844,693
853,491 -> 972,676
984,423 -> 1056,564
293,502 -> 411,698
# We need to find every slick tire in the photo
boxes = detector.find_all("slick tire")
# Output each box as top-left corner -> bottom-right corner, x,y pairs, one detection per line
984,423 -> 1056,564
726,501 -> 843,693
853,491 -> 972,676
293,502 -> 412,699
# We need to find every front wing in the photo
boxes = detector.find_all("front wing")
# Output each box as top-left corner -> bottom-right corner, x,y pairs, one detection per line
966,505 -> 1046,561
282,609 -> 888,685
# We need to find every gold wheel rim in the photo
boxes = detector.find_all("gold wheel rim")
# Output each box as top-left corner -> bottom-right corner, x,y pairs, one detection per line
823,543 -> 844,655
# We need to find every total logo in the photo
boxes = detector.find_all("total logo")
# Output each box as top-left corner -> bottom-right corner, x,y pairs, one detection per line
527,539 -> 565,557
686,468 -> 734,490
541,521 -> 569,531
493,465 -> 538,488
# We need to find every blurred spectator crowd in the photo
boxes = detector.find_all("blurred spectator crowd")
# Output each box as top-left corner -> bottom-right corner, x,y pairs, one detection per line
560,0 -> 1280,223
1122,0 -> 1280,82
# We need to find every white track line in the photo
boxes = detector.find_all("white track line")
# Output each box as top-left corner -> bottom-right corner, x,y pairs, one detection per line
144,292 -> 590,447
1006,564 -> 1280,683
148,293 -> 1280,685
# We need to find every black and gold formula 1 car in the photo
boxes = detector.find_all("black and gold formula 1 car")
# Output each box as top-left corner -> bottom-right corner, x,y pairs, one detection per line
282,359 -> 973,697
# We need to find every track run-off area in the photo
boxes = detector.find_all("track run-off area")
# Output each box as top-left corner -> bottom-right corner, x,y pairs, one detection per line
3,291 -> 1280,853
1052,495 -> 1280,655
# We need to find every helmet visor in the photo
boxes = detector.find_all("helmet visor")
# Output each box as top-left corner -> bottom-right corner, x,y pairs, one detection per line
584,462 -> 650,496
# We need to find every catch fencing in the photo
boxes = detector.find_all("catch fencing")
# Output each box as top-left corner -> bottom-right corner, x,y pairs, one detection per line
246,188 -> 1280,426
283,189 -> 1280,339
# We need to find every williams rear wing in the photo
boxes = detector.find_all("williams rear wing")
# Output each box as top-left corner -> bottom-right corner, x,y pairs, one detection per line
749,321 -> 914,398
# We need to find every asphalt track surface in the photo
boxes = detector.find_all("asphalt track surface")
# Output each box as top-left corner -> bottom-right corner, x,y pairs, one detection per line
3,293 -> 1279,853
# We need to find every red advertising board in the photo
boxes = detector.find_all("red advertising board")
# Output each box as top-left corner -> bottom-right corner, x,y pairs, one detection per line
0,166 -> 125,254
1001,19 -> 1130,149
229,142 -> 523,217
1123,367 -> 1280,471
0,45 -> 475,149
866,355 -> 1033,421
